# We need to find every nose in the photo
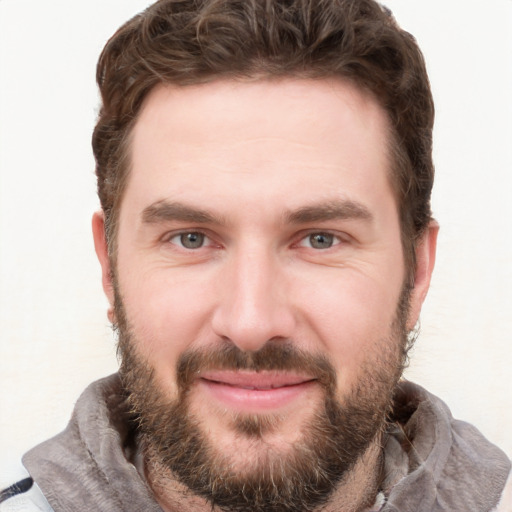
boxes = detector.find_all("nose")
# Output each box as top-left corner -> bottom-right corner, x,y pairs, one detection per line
211,245 -> 296,352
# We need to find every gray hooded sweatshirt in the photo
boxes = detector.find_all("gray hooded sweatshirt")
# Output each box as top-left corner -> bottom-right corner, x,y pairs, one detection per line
1,375 -> 510,511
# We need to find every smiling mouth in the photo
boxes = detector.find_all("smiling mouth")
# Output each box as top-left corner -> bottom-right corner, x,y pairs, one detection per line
197,371 -> 318,411
208,382 -> 306,390
200,370 -> 316,387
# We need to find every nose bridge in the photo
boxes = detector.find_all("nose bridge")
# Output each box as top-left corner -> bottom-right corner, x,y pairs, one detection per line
212,241 -> 294,351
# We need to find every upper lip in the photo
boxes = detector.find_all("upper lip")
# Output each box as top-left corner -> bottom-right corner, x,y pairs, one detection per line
199,371 -> 316,390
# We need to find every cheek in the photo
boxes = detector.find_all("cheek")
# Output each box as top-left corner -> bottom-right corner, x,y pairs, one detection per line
293,270 -> 404,385
117,265 -> 217,366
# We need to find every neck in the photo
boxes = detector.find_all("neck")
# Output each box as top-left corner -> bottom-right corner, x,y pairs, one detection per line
145,435 -> 383,512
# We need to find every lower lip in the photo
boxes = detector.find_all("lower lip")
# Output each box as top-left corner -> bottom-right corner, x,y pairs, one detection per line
199,378 -> 316,412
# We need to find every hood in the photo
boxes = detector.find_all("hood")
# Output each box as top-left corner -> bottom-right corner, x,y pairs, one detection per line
23,375 -> 510,512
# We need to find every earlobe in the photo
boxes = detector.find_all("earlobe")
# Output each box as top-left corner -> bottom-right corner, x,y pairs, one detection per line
92,211 -> 115,315
406,220 -> 439,330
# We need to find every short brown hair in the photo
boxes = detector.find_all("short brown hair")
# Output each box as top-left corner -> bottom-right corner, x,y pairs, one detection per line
93,0 -> 434,274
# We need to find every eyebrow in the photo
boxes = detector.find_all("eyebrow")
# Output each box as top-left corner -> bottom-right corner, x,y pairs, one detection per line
142,200 -> 225,225
284,200 -> 373,224
141,198 -> 373,227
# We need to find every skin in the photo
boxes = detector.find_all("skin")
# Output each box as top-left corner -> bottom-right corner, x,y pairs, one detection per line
93,78 -> 437,511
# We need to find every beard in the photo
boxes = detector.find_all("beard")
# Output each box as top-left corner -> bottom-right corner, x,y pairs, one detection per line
115,283 -> 412,512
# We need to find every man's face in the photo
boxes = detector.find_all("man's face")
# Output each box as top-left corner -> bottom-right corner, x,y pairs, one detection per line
94,79 -> 435,510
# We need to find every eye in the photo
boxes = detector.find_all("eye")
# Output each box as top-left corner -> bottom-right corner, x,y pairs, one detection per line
169,231 -> 207,249
299,232 -> 340,250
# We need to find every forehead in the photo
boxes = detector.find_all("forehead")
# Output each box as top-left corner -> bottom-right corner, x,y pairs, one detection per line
133,78 -> 389,153
126,78 -> 394,218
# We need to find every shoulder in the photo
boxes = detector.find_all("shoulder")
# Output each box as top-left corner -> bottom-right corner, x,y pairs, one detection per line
493,470 -> 512,512
0,463 -> 53,512
385,382 -> 511,511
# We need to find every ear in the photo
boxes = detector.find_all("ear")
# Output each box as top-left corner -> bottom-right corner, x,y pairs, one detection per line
406,220 -> 439,330
92,211 -> 115,322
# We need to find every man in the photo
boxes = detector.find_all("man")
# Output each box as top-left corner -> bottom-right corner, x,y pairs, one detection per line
1,0 -> 510,511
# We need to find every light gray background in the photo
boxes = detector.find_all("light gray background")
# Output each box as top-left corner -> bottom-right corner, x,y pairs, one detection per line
1,0 -> 511,477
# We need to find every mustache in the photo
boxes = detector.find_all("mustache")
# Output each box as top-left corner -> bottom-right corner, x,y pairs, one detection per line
175,340 -> 337,393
